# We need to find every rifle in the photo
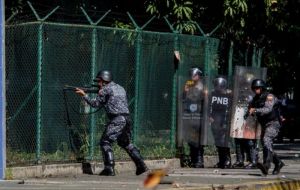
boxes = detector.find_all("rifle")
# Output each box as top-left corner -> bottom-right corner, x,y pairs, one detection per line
63,84 -> 99,93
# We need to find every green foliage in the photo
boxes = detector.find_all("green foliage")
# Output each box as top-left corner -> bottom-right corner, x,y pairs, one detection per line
146,2 -> 159,15
223,0 -> 248,40
145,0 -> 196,34
6,148 -> 36,166
5,168 -> 13,180
173,1 -> 193,20
141,144 -> 175,159
112,21 -> 136,46
224,0 -> 248,18
264,0 -> 289,31
204,145 -> 217,155
9,0 -> 24,13
175,21 -> 196,34
112,20 -> 134,30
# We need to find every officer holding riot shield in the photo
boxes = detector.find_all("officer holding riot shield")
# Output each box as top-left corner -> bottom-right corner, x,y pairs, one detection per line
230,66 -> 266,169
209,76 -> 232,169
247,79 -> 284,176
182,68 -> 205,168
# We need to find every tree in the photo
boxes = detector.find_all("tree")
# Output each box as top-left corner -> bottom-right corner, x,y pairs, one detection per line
6,0 -> 300,103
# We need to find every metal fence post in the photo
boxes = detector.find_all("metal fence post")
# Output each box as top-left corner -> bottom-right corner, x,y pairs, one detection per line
127,13 -> 142,144
81,7 -> 111,160
0,0 -> 6,179
27,1 -> 59,163
204,38 -> 210,76
164,16 -> 179,150
171,32 -> 179,150
127,13 -> 155,144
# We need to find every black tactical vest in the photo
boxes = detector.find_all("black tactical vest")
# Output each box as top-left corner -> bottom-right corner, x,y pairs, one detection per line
252,92 -> 280,124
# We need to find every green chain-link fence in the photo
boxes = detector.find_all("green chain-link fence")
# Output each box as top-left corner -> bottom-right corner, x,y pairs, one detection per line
6,6 -> 264,166
5,20 -> 222,166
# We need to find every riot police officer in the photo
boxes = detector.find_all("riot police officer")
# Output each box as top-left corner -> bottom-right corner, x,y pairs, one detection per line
247,79 -> 284,175
75,70 -> 149,176
183,67 -> 205,168
209,77 -> 232,169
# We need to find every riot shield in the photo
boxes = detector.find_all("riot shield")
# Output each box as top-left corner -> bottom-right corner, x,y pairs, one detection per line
177,73 -> 208,148
230,66 -> 267,139
205,76 -> 233,147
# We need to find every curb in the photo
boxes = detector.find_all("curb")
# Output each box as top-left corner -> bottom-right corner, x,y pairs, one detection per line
7,152 -> 261,180
8,158 -> 181,179
12,176 -> 300,190
163,179 -> 300,190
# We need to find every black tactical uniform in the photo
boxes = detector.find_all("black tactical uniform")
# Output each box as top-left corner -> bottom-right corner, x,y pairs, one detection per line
209,77 -> 232,169
82,70 -> 148,176
182,68 -> 205,168
248,79 -> 284,175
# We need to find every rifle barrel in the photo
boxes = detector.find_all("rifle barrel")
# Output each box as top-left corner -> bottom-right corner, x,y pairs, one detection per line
63,85 -> 99,93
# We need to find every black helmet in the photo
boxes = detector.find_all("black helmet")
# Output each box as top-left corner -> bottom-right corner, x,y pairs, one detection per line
251,79 -> 266,90
94,70 -> 113,82
213,77 -> 227,90
189,67 -> 203,78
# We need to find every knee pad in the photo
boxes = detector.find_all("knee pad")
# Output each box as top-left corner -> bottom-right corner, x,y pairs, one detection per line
124,144 -> 135,152
100,140 -> 112,152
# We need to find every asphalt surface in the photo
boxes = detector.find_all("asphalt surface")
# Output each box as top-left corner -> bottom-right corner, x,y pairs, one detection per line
1,142 -> 300,190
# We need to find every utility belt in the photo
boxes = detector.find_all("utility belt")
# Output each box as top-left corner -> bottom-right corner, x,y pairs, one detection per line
259,119 -> 281,128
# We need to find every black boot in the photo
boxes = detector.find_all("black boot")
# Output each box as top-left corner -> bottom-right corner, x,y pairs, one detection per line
222,147 -> 232,169
232,161 -> 244,168
192,146 -> 204,168
245,146 -> 257,169
127,147 -> 149,175
257,148 -> 272,176
245,162 -> 257,169
99,150 -> 115,176
189,145 -> 204,168
215,147 -> 231,169
272,153 -> 285,175
213,147 -> 223,168
189,145 -> 196,168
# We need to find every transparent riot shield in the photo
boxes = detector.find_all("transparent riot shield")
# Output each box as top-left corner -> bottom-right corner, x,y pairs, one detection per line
177,73 -> 208,148
205,76 -> 233,147
230,66 -> 267,139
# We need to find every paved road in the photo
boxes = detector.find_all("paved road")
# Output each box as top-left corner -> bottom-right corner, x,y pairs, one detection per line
1,142 -> 300,190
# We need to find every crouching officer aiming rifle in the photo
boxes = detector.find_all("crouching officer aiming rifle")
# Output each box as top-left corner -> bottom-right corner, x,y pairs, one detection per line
246,79 -> 284,176
74,70 -> 149,176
